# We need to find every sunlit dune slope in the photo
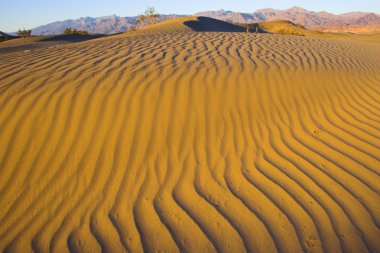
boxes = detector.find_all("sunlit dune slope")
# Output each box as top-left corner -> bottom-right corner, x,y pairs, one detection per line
0,34 -> 106,54
138,16 -> 246,33
0,16 -> 380,253
256,20 -> 313,35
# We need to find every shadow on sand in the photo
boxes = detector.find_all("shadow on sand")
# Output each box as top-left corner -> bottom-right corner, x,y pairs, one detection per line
184,17 -> 247,32
184,17 -> 268,33
0,34 -> 108,54
39,34 -> 107,42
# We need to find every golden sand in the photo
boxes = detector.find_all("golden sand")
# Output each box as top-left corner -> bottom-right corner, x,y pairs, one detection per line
0,17 -> 379,252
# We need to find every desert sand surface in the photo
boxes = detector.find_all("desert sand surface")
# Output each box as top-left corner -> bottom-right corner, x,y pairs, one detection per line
0,17 -> 380,252
0,35 -> 106,54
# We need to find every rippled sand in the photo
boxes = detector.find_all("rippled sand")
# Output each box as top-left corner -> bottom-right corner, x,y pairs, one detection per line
1,18 -> 380,252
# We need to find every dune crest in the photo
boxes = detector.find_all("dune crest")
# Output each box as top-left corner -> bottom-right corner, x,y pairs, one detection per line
0,22 -> 380,252
138,16 -> 247,33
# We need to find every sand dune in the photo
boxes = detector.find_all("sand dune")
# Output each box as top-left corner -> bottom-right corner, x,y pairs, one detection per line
0,17 -> 379,252
0,35 -> 106,54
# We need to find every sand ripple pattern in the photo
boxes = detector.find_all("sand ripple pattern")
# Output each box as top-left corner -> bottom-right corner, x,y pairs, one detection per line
0,32 -> 380,253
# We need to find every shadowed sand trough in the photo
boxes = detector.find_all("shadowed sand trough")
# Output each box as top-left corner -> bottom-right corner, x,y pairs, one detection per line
0,17 -> 380,252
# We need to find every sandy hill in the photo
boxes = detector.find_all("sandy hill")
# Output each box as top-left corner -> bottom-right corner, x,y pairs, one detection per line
234,20 -> 313,35
138,17 -> 320,36
0,34 -> 106,54
0,16 -> 380,253
139,16 -> 246,33
257,20 -> 306,32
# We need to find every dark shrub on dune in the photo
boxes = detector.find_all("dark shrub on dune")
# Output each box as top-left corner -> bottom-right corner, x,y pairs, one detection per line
63,28 -> 89,35
16,28 -> 32,37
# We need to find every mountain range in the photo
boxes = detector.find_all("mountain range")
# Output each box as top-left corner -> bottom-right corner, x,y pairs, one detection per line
30,14 -> 184,35
28,7 -> 380,35
0,31 -> 11,37
196,7 -> 380,32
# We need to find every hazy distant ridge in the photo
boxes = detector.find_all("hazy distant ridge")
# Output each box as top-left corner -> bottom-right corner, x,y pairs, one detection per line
30,6 -> 380,35
196,7 -> 380,32
31,14 -> 184,35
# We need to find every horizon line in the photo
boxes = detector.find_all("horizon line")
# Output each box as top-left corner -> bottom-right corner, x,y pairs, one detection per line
2,5 -> 380,33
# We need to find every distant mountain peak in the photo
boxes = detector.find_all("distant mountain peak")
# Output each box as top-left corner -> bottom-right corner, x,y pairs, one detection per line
287,6 -> 309,12
197,7 -> 380,32
29,7 -> 380,35
31,14 -> 185,35
0,31 -> 11,37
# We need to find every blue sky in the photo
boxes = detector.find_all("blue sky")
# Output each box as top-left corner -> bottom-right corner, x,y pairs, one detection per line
1,0 -> 379,32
